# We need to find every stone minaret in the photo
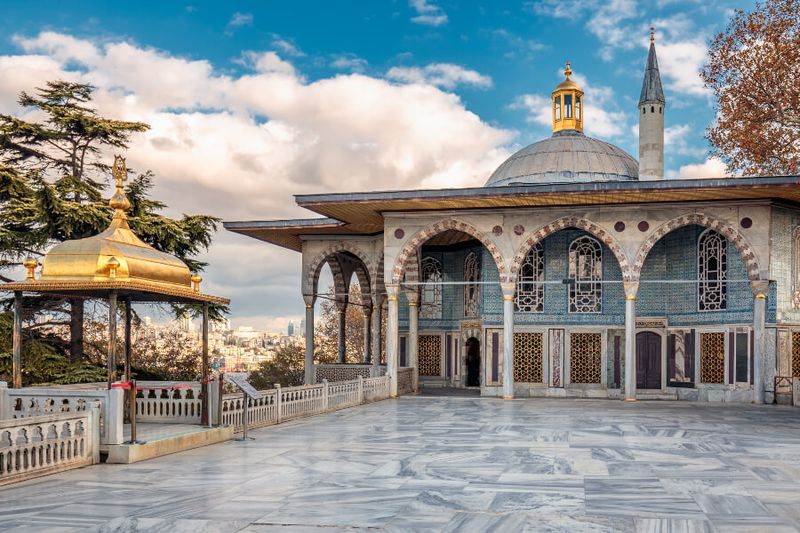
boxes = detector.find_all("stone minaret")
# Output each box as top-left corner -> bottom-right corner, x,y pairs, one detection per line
638,27 -> 665,179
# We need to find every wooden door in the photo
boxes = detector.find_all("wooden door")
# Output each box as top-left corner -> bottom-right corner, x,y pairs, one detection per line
636,332 -> 662,389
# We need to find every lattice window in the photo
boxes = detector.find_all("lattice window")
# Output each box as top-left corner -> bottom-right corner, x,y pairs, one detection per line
700,332 -> 725,383
569,237 -> 602,313
418,334 -> 442,377
420,256 -> 442,320
464,251 -> 481,318
514,333 -> 543,383
792,331 -> 800,377
698,230 -> 727,311
569,333 -> 602,384
516,243 -> 544,313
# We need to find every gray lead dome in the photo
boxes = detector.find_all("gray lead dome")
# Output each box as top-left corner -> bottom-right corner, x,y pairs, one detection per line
485,130 -> 639,186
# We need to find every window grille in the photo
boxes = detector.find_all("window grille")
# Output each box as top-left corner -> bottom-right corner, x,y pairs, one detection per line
515,243 -> 544,312
698,230 -> 727,311
420,256 -> 442,320
463,251 -> 481,318
569,236 -> 602,313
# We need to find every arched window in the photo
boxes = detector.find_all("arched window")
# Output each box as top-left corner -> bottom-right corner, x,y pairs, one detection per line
569,236 -> 602,313
575,96 -> 582,121
564,94 -> 573,118
698,229 -> 727,311
420,256 -> 443,320
463,251 -> 481,318
554,96 -> 561,121
516,243 -> 544,312
793,227 -> 800,308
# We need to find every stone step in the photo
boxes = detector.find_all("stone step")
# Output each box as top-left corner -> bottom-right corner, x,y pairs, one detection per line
636,390 -> 678,401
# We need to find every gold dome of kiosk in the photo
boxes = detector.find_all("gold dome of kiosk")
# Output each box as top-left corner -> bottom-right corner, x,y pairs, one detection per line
5,156 -> 228,305
40,156 -> 193,289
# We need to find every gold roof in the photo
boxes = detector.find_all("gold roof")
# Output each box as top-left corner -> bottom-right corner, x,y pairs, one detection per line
3,156 -> 229,305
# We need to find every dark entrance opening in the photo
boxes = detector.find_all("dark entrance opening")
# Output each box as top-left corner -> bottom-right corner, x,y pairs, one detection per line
636,331 -> 662,389
466,337 -> 480,387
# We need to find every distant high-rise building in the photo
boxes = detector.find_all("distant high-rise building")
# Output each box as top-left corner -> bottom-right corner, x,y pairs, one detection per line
288,321 -> 295,336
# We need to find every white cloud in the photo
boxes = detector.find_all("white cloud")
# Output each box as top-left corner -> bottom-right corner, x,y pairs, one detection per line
409,0 -> 448,27
669,157 -> 728,179
655,39 -> 709,97
2,32 -> 512,324
330,54 -> 368,73
238,51 -> 296,75
512,71 -> 629,140
386,63 -> 492,90
225,12 -> 253,35
270,34 -> 304,57
587,0 -> 639,61
664,123 -> 707,157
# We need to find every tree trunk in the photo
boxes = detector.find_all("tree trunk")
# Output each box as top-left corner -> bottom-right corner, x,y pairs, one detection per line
69,298 -> 84,363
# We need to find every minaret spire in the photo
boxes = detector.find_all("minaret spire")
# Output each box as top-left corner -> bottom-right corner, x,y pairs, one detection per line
638,27 -> 665,179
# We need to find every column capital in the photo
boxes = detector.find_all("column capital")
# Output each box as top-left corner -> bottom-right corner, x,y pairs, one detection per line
386,284 -> 400,301
302,293 -> 317,307
623,281 -> 640,301
405,289 -> 420,306
500,281 -> 515,299
751,280 -> 769,299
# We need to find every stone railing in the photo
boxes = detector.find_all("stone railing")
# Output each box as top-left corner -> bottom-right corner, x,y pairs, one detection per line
2,385 -> 123,445
397,367 -> 414,395
315,364 -> 381,383
135,382 -> 203,424
222,375 -> 392,431
0,405 -> 100,486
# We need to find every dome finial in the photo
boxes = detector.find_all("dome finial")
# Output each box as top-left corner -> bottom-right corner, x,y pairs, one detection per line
650,26 -> 655,43
109,155 -> 131,216
564,61 -> 572,79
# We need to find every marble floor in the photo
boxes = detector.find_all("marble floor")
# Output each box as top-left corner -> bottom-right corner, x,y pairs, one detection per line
2,397 -> 800,532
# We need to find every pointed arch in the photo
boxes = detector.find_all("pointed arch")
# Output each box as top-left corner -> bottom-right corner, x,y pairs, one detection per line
509,216 -> 632,282
304,242 -> 375,297
632,213 -> 761,281
390,219 -> 507,285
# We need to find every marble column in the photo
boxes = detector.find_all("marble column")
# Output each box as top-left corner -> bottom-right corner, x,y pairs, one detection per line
752,280 -> 769,404
12,291 -> 22,389
362,304 -> 372,363
406,290 -> 420,392
371,294 -> 383,375
386,284 -> 400,397
623,281 -> 639,401
304,295 -> 316,385
336,296 -> 348,364
107,289 -> 118,389
500,282 -> 515,399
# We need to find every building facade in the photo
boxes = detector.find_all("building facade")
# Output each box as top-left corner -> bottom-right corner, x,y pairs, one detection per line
226,36 -> 800,403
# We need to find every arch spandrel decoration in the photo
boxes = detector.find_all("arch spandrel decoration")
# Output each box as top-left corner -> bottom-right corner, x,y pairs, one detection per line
632,213 -> 761,282
391,219 -> 507,285
509,216 -> 632,283
304,242 -> 378,298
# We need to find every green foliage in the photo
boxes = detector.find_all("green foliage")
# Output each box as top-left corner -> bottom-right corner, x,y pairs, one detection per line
248,344 -> 305,389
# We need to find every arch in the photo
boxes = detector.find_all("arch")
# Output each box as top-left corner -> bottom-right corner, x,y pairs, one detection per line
391,219 -> 507,284
304,242 -> 375,297
632,213 -> 761,281
509,216 -> 632,282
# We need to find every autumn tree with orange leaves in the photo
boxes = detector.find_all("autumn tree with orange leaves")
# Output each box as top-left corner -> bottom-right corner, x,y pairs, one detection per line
701,0 -> 799,176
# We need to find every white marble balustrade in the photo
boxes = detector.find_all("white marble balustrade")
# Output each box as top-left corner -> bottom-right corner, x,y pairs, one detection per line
3,387 -> 123,445
135,382 -> 203,424
222,375 -> 393,432
0,405 -> 100,486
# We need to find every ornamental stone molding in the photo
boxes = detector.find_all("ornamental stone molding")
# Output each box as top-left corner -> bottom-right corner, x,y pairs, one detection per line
631,213 -> 761,282
391,219 -> 507,284
303,241 -> 381,298
509,216 -> 633,282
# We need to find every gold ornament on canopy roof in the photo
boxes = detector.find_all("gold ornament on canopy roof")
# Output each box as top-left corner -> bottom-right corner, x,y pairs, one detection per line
1,155 -> 228,304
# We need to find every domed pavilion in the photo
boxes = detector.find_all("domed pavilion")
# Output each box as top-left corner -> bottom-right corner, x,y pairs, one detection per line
226,32 -> 800,405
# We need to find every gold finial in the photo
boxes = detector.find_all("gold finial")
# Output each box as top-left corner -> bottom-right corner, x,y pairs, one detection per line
108,257 -> 120,279
650,26 -> 655,43
191,274 -> 202,292
564,61 -> 572,79
109,155 -> 131,215
24,256 -> 38,281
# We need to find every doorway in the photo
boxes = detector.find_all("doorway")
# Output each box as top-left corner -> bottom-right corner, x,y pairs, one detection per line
466,337 -> 480,387
636,331 -> 662,389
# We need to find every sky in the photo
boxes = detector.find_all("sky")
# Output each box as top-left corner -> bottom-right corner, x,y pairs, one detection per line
0,0 -> 755,332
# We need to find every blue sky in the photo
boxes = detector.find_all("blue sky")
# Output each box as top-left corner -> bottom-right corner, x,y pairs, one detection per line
0,0 -> 755,329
